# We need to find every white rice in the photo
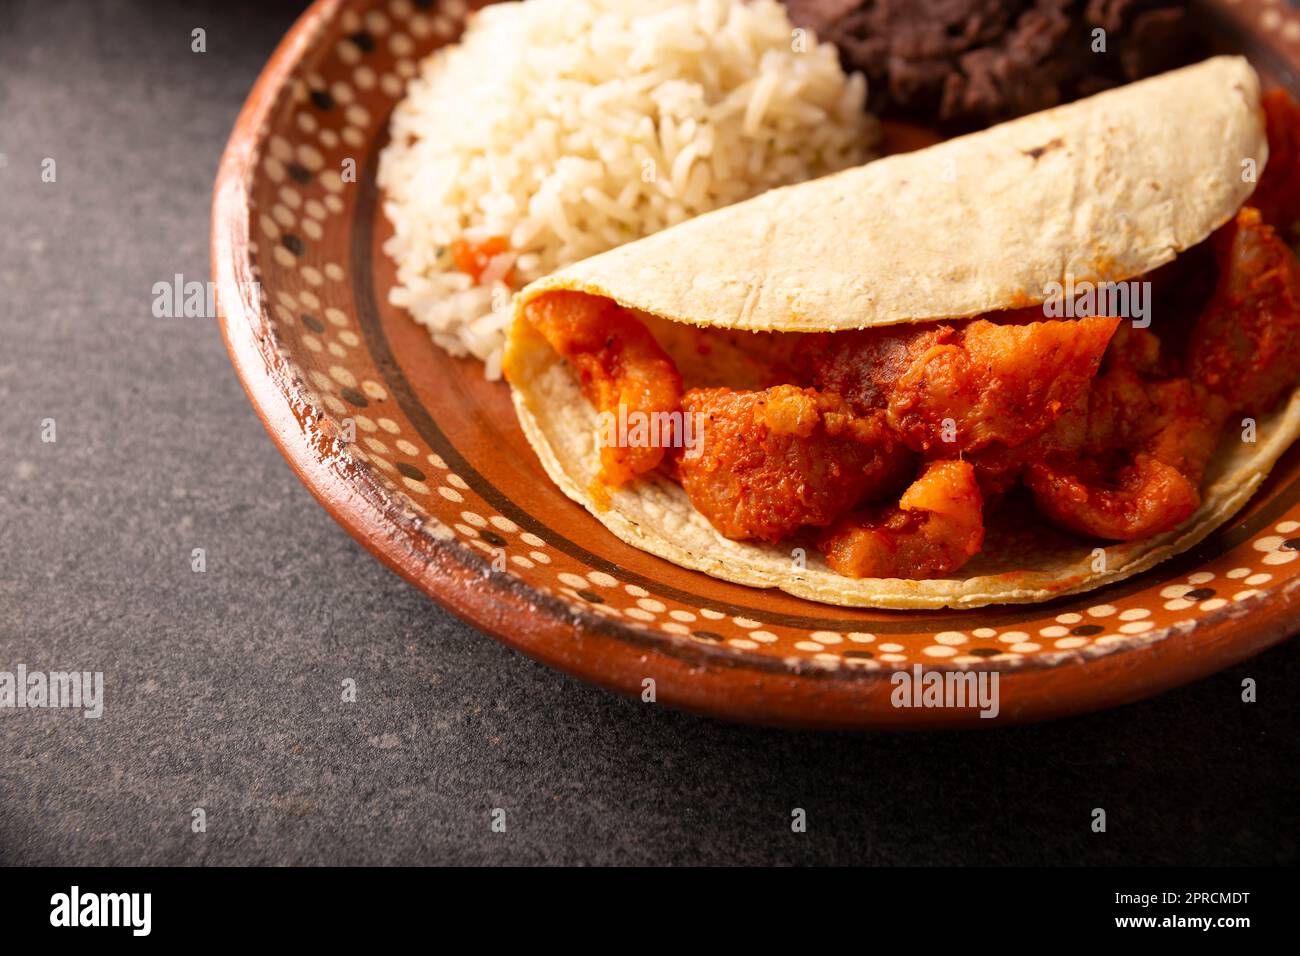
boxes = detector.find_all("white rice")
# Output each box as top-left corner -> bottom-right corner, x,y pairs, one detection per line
378,0 -> 877,379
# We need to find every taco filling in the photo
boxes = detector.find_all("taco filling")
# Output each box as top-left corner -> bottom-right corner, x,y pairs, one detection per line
512,89 -> 1300,582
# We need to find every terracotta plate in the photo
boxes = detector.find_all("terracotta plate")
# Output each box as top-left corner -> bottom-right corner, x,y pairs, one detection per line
213,0 -> 1300,727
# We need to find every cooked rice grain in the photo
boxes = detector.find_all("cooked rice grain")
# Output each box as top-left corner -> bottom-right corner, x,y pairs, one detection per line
378,0 -> 876,378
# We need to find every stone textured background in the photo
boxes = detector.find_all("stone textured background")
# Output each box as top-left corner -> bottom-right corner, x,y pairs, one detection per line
0,0 -> 1296,865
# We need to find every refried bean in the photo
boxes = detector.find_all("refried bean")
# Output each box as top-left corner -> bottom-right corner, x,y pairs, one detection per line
783,0 -> 1201,129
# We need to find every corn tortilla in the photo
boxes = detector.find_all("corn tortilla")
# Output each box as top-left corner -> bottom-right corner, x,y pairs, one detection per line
505,57 -> 1300,609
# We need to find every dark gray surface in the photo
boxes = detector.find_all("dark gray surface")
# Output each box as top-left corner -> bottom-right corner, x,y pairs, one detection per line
0,0 -> 1296,866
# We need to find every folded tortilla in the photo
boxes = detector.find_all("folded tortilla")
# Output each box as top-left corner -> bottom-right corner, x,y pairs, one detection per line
505,56 -> 1300,608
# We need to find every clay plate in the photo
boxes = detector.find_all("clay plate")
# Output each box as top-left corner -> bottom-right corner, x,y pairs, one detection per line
213,0 -> 1300,728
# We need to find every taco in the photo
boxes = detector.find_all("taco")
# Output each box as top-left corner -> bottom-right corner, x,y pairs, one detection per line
504,56 -> 1300,609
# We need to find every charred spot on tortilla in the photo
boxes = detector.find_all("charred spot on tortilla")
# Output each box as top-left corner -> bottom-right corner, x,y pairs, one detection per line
1021,138 -> 1064,160
505,57 -> 1300,609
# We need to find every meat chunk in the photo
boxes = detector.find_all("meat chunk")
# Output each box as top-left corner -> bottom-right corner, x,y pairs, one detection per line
1025,454 -> 1200,541
522,291 -> 683,486
1189,207 -> 1300,416
1254,90 -> 1300,233
973,325 -> 1224,494
817,459 -> 984,578
1016,329 -> 1227,540
801,324 -> 945,412
808,314 -> 1119,454
677,386 -> 911,543
1023,206 -> 1300,543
